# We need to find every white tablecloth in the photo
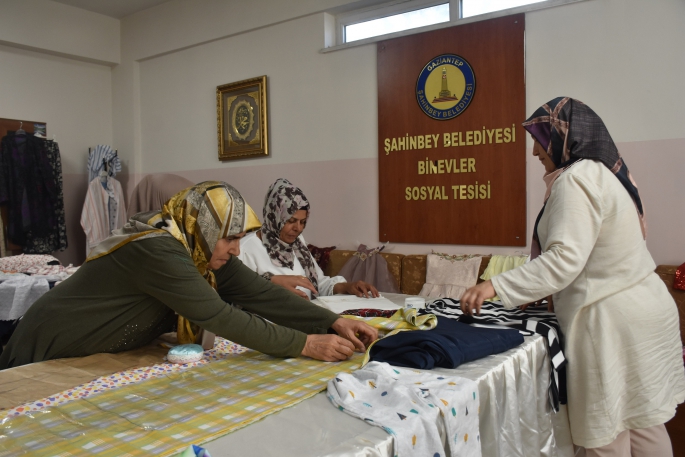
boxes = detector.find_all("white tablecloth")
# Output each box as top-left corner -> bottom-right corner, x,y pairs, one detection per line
204,294 -> 575,457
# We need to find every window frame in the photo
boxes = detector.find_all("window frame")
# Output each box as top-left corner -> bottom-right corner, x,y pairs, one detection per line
336,0 -> 455,45
325,0 -> 585,52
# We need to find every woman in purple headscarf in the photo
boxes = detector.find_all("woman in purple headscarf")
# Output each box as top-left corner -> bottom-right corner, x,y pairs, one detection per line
461,98 -> 684,455
238,178 -> 378,300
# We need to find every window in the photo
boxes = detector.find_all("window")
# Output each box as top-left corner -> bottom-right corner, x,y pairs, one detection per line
345,3 -> 450,43
461,0 -> 546,18
330,0 -> 571,49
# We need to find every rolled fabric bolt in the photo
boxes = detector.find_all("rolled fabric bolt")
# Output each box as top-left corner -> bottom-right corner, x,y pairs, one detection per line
404,297 -> 426,309
167,344 -> 204,363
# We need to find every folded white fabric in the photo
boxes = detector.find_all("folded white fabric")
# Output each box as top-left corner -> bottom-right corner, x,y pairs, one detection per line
0,275 -> 50,320
327,362 -> 481,457
419,255 -> 482,300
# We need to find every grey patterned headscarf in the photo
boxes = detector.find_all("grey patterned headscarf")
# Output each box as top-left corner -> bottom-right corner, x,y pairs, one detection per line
261,178 -> 319,293
523,97 -> 646,259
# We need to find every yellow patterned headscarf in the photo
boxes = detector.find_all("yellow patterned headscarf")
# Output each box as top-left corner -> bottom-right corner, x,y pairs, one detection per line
87,181 -> 261,343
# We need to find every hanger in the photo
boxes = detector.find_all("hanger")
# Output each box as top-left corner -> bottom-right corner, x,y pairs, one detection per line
16,122 -> 25,135
99,158 -> 109,182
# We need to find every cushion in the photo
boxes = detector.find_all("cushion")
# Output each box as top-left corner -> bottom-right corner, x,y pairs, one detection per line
480,254 -> 529,280
307,244 -> 336,271
167,344 -> 204,363
418,254 -> 482,300
479,254 -> 529,300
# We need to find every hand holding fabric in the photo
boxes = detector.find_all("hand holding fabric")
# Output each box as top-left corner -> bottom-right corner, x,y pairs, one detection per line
460,279 -> 496,316
330,317 -> 378,352
301,334 -> 355,361
270,275 -> 317,299
334,280 -> 380,298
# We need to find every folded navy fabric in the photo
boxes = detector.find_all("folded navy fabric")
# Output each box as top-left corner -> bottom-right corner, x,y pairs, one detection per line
369,317 -> 524,370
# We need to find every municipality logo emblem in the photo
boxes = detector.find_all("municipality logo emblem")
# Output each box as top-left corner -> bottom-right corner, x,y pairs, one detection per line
416,54 -> 476,120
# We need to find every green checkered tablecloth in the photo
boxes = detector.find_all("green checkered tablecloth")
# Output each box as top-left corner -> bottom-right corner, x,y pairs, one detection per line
0,350 -> 361,456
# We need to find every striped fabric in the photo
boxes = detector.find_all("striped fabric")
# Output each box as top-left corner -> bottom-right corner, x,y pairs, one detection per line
0,349 -> 362,456
420,298 -> 566,410
87,144 -> 121,182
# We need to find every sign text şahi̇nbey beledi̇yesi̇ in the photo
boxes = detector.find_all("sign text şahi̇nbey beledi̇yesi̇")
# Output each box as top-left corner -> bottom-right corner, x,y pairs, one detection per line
383,124 -> 516,155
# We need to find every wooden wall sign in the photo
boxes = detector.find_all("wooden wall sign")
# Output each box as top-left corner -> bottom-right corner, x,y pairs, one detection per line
378,15 -> 526,246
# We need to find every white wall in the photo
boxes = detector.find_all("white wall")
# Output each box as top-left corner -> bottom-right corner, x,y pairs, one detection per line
525,0 -> 685,142
117,0 -> 685,265
0,0 -> 119,65
121,0 -> 381,62
137,13 -> 376,172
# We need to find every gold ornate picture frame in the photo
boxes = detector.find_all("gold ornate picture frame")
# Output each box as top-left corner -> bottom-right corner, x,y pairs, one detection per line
217,76 -> 268,160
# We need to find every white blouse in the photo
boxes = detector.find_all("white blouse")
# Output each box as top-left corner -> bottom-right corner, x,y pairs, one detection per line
238,232 -> 346,299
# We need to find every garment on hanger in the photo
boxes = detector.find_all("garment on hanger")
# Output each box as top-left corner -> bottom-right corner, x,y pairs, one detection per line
80,175 -> 127,256
87,145 -> 121,183
22,139 -> 68,253
0,132 -> 65,254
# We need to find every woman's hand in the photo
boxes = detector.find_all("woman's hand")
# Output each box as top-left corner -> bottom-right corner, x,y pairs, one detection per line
333,281 -> 380,298
521,295 -> 554,312
301,334 -> 355,361
331,318 -> 378,352
460,280 -> 496,316
270,275 -> 317,299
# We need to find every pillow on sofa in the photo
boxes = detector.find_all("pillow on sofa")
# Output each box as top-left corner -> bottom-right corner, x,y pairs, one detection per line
479,254 -> 529,301
418,254 -> 482,300
307,244 -> 336,271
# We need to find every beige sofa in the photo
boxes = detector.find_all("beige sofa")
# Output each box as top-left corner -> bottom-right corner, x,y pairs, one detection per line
324,250 -> 492,296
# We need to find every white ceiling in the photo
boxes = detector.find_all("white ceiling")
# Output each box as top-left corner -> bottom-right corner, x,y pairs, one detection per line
51,0 -> 173,18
